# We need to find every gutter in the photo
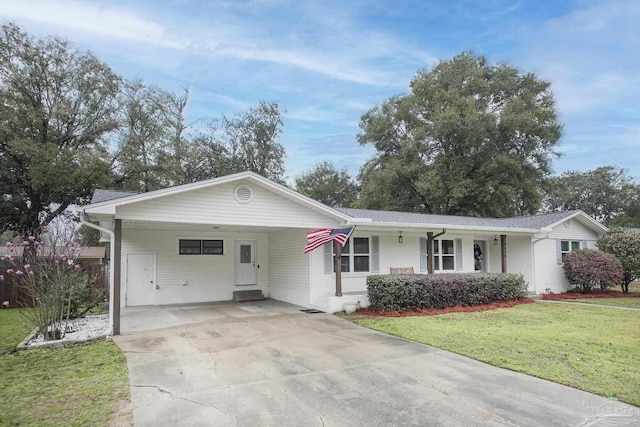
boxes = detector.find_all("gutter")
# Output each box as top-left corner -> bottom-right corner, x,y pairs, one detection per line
79,211 -> 115,336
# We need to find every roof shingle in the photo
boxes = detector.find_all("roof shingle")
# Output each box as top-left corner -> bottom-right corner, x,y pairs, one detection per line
335,207 -> 583,230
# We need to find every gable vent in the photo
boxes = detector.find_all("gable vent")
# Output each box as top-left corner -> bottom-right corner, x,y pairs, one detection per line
234,185 -> 253,203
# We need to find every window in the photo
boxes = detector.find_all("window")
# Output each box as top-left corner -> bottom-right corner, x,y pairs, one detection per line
203,240 -> 224,255
560,240 -> 581,262
433,239 -> 455,271
179,239 -> 224,255
179,239 -> 202,255
333,237 -> 370,273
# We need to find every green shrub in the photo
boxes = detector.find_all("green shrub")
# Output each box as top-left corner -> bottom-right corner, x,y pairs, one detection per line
597,227 -> 640,292
367,273 -> 527,312
563,249 -> 623,293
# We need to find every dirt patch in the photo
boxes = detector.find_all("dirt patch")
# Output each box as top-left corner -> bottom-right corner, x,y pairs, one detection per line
543,291 -> 640,300
354,298 -> 535,317
106,399 -> 133,427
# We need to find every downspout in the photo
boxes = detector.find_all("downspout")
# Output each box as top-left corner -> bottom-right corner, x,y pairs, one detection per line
427,229 -> 447,274
531,233 -> 550,294
434,229 -> 447,239
79,211 -> 115,336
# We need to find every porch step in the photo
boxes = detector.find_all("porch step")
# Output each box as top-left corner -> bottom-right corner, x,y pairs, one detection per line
527,293 -> 543,301
233,290 -> 265,302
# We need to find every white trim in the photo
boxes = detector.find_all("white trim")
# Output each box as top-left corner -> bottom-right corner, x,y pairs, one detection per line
545,210 -> 608,233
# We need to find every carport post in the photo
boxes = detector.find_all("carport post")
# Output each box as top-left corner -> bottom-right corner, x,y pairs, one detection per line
334,241 -> 342,297
500,234 -> 507,273
113,219 -> 122,335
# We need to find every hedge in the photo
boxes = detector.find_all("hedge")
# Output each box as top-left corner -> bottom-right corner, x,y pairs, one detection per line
367,273 -> 528,312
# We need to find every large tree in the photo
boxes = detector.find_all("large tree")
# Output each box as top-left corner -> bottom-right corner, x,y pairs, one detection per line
543,166 -> 640,226
219,100 -> 286,183
0,23 -> 120,235
114,80 -> 173,192
356,51 -> 562,217
295,161 -> 359,207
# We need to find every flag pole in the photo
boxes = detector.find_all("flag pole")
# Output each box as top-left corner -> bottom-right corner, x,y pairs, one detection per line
333,225 -> 355,297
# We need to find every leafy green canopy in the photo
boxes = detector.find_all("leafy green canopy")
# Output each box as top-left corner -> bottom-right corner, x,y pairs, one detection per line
295,161 -> 359,207
544,166 -> 640,226
357,51 -> 562,217
0,23 -> 120,235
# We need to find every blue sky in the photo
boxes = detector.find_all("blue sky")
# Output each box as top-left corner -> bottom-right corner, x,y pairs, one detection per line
1,0 -> 638,182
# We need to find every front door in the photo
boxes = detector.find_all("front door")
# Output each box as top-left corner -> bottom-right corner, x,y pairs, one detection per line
473,241 -> 487,272
235,240 -> 256,286
126,253 -> 155,306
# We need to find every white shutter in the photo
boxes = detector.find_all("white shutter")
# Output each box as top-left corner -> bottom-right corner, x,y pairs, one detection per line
556,240 -> 563,265
323,243 -> 333,274
455,238 -> 463,271
419,237 -> 427,272
371,236 -> 379,273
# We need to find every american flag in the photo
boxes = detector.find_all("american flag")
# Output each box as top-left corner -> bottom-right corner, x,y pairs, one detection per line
304,227 -> 355,253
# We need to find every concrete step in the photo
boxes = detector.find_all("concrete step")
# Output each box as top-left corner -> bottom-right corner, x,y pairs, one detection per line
527,293 -> 543,301
233,290 -> 265,302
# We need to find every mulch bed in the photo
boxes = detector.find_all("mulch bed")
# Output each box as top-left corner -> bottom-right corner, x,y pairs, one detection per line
356,298 -> 535,318
543,290 -> 640,300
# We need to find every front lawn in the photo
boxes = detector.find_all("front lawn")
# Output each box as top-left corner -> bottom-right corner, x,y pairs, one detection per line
354,303 -> 640,407
0,309 -> 131,426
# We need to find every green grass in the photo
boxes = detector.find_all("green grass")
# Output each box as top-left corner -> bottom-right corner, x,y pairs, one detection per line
566,298 -> 640,309
354,303 -> 640,406
0,309 -> 131,426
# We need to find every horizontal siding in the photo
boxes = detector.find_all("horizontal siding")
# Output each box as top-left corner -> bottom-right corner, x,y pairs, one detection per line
117,180 -> 340,228
120,229 -> 269,306
548,218 -> 600,241
269,229 -> 310,307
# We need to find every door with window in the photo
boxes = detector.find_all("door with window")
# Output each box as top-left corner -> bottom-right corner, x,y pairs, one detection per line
474,241 -> 486,272
126,253 -> 155,306
235,240 -> 256,285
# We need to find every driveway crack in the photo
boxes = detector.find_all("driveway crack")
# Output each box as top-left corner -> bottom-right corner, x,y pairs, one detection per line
132,384 -> 239,425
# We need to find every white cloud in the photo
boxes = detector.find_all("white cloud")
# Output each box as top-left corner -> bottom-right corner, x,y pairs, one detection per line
0,0 -> 187,48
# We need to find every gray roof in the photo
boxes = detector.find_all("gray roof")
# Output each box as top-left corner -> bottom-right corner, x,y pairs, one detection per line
336,207 -> 583,230
91,189 -> 139,204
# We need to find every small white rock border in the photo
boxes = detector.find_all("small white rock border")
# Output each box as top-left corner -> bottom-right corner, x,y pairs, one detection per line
16,315 -> 111,351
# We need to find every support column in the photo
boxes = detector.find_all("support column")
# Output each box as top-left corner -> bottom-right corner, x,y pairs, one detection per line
427,232 -> 434,274
113,219 -> 122,335
333,241 -> 342,297
500,234 -> 507,273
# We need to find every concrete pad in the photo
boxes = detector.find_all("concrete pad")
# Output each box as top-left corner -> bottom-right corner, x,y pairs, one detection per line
114,301 -> 640,427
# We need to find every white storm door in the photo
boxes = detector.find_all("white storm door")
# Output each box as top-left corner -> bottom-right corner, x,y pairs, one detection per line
126,253 -> 155,306
235,240 -> 256,286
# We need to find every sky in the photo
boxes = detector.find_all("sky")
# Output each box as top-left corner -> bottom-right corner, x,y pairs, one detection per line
1,0 -> 638,182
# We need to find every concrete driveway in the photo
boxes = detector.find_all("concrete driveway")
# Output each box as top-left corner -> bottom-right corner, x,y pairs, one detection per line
113,300 -> 639,426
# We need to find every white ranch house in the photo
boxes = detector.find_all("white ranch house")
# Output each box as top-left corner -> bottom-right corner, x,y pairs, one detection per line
79,171 -> 607,334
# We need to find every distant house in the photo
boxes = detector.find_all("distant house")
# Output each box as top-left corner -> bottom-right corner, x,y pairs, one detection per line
0,246 -> 106,265
79,171 -> 607,334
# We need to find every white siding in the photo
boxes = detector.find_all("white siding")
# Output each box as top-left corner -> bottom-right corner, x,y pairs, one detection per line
533,218 -> 602,294
504,236 -> 533,290
117,180 -> 339,228
120,229 -> 269,306
268,229 -> 311,307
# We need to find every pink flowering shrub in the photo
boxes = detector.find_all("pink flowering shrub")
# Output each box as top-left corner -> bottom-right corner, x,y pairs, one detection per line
1,237 -> 102,340
597,227 -> 640,293
563,249 -> 623,293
